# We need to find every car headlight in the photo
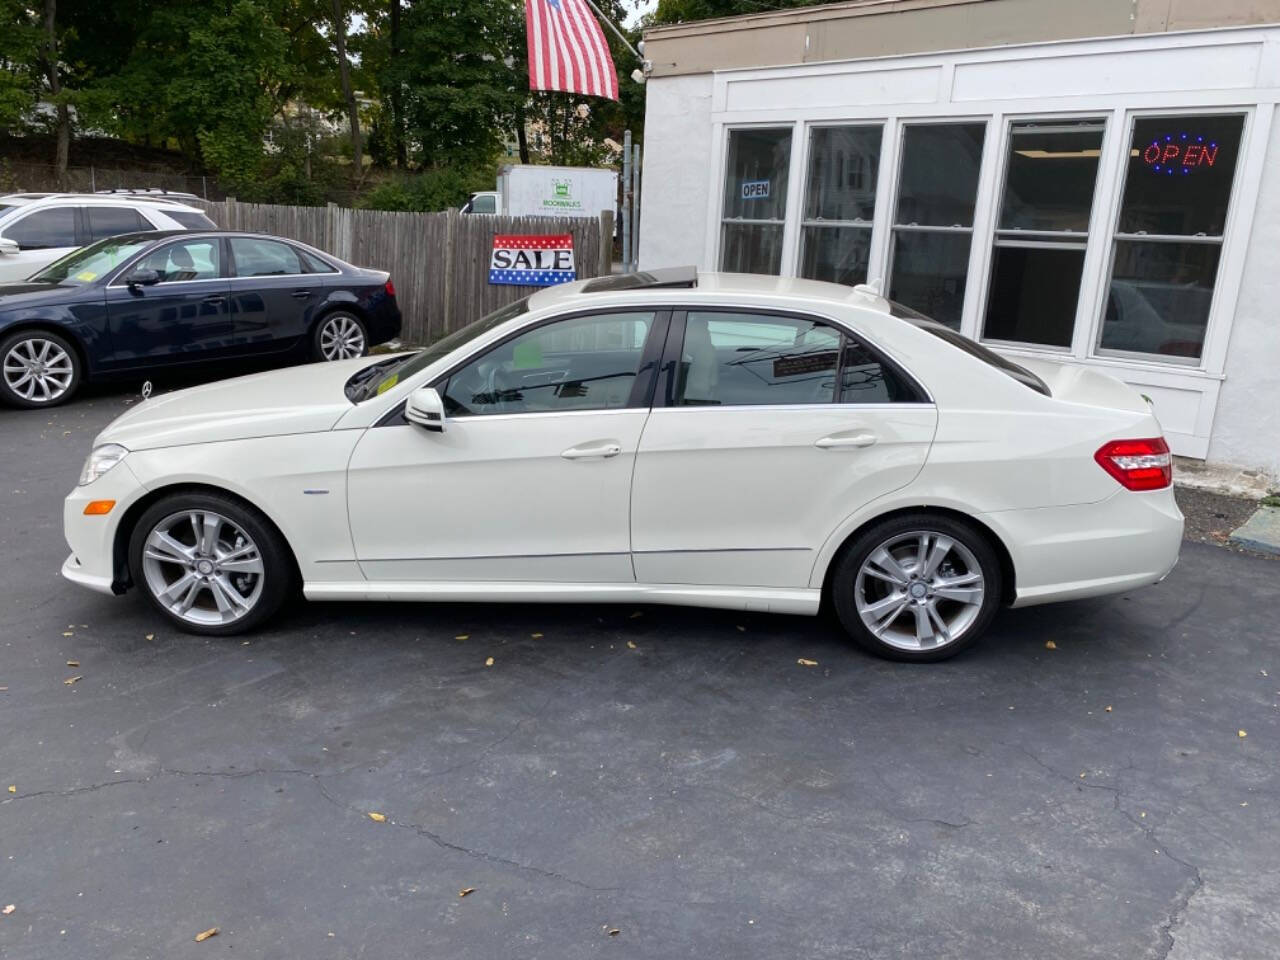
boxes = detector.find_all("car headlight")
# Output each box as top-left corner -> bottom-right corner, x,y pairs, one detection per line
78,443 -> 129,486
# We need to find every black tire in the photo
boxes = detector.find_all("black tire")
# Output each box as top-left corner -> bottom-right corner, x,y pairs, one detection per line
312,310 -> 369,362
0,328 -> 82,408
128,491 -> 295,636
830,512 -> 1004,663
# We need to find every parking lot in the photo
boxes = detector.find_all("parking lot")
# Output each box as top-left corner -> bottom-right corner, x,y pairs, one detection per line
1,381 -> 1278,960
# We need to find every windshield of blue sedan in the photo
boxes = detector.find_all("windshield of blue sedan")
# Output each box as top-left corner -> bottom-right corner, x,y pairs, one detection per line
352,296 -> 531,401
30,237 -> 154,285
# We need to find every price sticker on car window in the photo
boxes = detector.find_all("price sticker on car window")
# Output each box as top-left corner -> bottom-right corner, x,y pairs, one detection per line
75,271 -> 97,282
376,373 -> 398,395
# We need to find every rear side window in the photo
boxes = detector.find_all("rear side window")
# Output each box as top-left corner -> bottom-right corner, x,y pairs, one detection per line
892,300 -> 1050,396
86,206 -> 150,241
674,311 -> 923,406
167,210 -> 217,230
298,248 -> 338,273
230,237 -> 304,277
5,208 -> 77,249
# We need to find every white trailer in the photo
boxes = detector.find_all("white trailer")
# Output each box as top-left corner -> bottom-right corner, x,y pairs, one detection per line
496,164 -> 618,219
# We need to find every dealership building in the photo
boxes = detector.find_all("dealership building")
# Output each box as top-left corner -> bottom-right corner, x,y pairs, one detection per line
638,0 -> 1280,487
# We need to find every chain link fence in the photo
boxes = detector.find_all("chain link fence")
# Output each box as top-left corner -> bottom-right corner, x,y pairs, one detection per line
0,159 -> 224,199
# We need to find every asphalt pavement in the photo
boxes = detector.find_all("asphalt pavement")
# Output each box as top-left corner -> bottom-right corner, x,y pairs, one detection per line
1,380 -> 1278,960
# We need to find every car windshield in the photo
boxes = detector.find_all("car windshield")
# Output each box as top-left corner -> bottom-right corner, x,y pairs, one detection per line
890,300 -> 1051,397
30,236 -> 154,286
351,296 -> 531,402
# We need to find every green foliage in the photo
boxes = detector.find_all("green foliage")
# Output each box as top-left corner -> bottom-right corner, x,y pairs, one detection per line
0,0 -> 39,131
360,165 -> 495,212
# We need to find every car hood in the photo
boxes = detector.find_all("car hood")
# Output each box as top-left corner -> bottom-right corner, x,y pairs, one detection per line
0,282 -> 73,310
96,357 -> 379,451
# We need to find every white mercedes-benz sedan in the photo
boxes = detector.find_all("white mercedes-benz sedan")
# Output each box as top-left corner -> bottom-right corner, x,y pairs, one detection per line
62,268 -> 1182,661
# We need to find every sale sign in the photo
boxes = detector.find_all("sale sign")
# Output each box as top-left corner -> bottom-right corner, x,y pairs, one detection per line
488,234 -> 576,286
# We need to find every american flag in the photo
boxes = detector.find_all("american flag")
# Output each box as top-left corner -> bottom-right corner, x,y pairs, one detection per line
525,0 -> 619,101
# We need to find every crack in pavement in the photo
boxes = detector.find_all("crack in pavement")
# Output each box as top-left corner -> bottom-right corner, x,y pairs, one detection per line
311,779 -> 622,894
1011,745 -> 1205,960
1,766 -> 328,803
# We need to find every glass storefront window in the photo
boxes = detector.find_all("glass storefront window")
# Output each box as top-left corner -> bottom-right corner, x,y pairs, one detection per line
982,119 -> 1105,348
888,122 -> 985,329
798,125 -> 883,285
720,127 -> 792,275
1098,114 -> 1244,361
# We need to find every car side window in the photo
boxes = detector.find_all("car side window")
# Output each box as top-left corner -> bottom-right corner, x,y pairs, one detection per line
133,239 -> 222,283
676,312 -> 841,406
86,206 -> 150,242
839,336 -> 925,403
471,194 -> 497,214
442,311 -> 656,417
297,248 -> 338,274
230,237 -> 304,277
5,208 -> 77,250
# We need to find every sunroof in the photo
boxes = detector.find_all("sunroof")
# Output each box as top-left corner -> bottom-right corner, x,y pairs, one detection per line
580,265 -> 697,292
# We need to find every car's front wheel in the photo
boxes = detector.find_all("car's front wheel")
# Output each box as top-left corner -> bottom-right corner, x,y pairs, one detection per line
313,311 -> 368,362
128,492 -> 294,636
831,513 -> 1003,662
0,329 -> 81,408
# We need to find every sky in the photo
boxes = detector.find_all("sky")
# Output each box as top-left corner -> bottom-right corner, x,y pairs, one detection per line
625,1 -> 658,27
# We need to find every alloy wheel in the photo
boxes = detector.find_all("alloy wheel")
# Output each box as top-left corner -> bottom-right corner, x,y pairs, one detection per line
318,314 -> 365,360
140,510 -> 266,626
854,530 -> 985,652
3,337 -> 74,403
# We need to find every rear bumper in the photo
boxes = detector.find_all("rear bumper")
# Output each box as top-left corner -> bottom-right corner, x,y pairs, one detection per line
980,486 -> 1183,607
366,300 -> 402,346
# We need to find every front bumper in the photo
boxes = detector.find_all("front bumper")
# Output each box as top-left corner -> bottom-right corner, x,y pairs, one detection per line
61,458 -> 148,595
980,486 -> 1184,607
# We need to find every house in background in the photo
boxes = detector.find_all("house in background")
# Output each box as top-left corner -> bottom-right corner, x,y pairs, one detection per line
638,0 -> 1280,487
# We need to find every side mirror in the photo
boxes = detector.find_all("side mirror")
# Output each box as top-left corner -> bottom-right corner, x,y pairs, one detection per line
0,238 -> 18,256
405,386 -> 445,432
124,268 -> 161,289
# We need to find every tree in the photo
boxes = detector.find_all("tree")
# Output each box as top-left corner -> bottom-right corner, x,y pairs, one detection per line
650,0 -> 830,24
328,0 -> 363,177
0,0 -> 40,134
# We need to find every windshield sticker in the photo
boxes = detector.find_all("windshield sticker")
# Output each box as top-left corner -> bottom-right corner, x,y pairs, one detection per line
513,341 -> 543,369
376,373 -> 399,395
74,271 -> 98,282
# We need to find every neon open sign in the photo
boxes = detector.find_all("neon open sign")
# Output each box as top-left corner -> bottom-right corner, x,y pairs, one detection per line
1143,133 -> 1221,176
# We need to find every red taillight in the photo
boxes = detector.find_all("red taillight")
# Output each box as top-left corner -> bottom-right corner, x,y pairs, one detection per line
384,279 -> 396,297
1094,437 -> 1172,491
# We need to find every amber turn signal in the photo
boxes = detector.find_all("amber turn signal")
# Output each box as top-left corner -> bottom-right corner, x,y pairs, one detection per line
83,500 -> 116,515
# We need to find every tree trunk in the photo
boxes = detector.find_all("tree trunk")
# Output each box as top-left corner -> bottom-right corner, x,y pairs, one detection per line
330,0 -> 362,178
516,117 -> 530,165
42,0 -> 70,182
389,0 -> 407,168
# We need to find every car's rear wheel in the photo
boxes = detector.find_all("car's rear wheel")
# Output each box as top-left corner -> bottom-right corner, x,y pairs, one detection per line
831,513 -> 1003,662
0,329 -> 81,408
129,492 -> 293,636
313,311 -> 368,361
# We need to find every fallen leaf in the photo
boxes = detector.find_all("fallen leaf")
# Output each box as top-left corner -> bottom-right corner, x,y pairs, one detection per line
193,927 -> 218,942
626,640 -> 637,650
485,657 -> 494,667
531,632 -> 543,639
797,658 -> 818,667
66,660 -> 79,667
2,904 -> 13,915
455,634 -> 469,640
62,631 -> 74,637
63,676 -> 82,685
1079,772 -> 1087,778
608,928 -> 620,936
1044,640 -> 1057,650
368,812 -> 387,823
458,887 -> 475,897
1105,705 -> 1113,713
144,634 -> 154,641
1238,729 -> 1248,738
6,785 -> 14,793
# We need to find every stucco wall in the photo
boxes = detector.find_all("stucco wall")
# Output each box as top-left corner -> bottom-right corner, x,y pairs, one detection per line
1207,117 -> 1280,483
637,74 -> 713,272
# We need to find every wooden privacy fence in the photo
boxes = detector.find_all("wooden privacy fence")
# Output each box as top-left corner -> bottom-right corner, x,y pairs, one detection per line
195,199 -> 611,345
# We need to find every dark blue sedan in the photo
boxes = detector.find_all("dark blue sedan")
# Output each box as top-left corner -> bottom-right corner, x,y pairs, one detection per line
0,230 -> 402,407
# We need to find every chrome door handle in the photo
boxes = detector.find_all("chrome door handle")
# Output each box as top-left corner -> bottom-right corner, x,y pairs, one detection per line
291,289 -> 311,299
561,441 -> 623,460
815,432 -> 877,450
